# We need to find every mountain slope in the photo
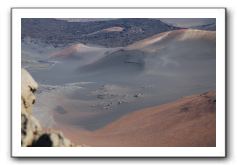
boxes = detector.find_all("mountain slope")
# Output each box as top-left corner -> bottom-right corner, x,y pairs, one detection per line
78,29 -> 216,76
126,29 -> 215,51
191,23 -> 216,31
59,91 -> 216,147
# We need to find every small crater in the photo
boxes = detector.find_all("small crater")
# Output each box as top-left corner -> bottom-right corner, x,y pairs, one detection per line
54,106 -> 67,114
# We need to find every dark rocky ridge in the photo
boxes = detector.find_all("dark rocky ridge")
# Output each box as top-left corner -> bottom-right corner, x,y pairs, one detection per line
21,18 -> 180,47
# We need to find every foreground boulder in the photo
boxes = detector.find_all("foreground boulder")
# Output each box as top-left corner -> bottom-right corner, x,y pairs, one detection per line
21,112 -> 42,147
21,69 -> 38,114
21,68 -> 75,147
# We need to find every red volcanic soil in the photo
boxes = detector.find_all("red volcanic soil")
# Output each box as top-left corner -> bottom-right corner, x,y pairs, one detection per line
56,91 -> 216,147
50,43 -> 91,58
127,29 -> 215,51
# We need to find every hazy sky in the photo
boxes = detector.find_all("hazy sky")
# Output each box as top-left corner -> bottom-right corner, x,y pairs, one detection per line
58,18 -> 215,28
160,18 -> 215,27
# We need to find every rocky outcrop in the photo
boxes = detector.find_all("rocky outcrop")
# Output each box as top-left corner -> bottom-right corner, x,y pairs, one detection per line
21,69 -> 38,115
21,68 -> 75,147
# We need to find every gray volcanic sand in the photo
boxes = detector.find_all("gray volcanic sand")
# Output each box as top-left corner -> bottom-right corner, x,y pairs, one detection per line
23,29 -> 216,132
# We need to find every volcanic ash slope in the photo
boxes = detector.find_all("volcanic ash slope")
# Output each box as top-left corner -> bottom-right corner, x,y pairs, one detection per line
60,91 -> 216,147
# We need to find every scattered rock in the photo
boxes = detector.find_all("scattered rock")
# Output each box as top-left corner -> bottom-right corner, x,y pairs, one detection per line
97,94 -> 105,99
180,107 -> 189,112
118,101 -> 123,104
118,100 -> 127,105
134,93 -> 143,98
103,102 -> 113,110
